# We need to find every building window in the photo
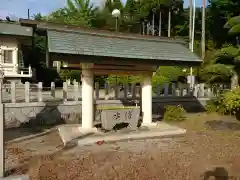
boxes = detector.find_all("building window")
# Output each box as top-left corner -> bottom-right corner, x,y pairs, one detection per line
3,50 -> 13,63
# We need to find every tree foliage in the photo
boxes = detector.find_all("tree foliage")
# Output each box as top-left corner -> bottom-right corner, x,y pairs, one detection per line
47,0 -> 97,27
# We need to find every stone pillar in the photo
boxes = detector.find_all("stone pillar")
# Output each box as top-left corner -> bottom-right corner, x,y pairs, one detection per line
81,63 -> 94,129
141,74 -> 155,126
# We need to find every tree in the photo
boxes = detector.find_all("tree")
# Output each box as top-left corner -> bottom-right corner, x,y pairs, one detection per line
202,15 -> 240,87
224,15 -> 240,37
112,0 -> 123,10
201,45 -> 240,87
48,0 -> 97,27
124,0 -> 137,19
104,0 -> 113,12
207,0 -> 240,47
33,13 -> 43,21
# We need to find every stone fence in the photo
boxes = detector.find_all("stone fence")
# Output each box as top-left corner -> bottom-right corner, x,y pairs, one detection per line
1,81 -> 229,129
2,81 -> 229,103
5,97 -> 207,129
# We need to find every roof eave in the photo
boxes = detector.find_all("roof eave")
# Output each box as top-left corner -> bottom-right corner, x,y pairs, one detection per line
0,22 -> 33,37
49,52 -> 202,67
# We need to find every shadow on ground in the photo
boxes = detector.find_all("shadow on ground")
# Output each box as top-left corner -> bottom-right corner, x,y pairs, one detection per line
203,167 -> 235,180
4,125 -> 57,142
205,120 -> 240,131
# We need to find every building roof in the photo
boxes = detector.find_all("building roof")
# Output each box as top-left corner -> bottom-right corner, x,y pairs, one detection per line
19,19 -> 202,66
47,29 -> 201,65
0,22 -> 33,37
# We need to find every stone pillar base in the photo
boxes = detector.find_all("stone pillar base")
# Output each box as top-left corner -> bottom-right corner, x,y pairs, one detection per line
78,127 -> 98,133
141,122 -> 157,128
58,124 -> 99,146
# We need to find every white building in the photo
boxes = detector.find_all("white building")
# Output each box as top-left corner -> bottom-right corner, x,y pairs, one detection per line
0,21 -> 33,82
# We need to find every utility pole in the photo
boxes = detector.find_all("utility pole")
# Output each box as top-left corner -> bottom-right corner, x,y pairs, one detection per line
190,0 -> 196,89
28,9 -> 30,19
152,10 -> 155,36
201,0 -> 206,60
142,21 -> 145,35
159,10 -> 162,36
189,0 -> 193,49
168,8 -> 171,37
191,0 -> 196,53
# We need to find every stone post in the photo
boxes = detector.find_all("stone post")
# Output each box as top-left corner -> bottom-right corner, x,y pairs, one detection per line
207,88 -> 212,98
11,81 -> 16,103
114,84 -> 119,99
95,82 -> 99,100
66,79 -> 71,86
38,82 -> 43,102
199,83 -> 205,97
124,84 -> 128,100
25,82 -> 30,103
51,82 -> 55,98
164,83 -> 169,96
187,84 -> 192,96
175,89 -> 180,96
105,83 -> 109,96
172,83 -> 176,96
179,83 -> 183,96
182,88 -> 187,96
156,85 -> 161,97
193,84 -> 199,97
74,81 -> 79,101
0,70 -> 5,177
131,84 -> 136,99
63,82 -> 68,102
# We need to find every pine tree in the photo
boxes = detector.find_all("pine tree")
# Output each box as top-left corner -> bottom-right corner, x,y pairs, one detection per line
104,0 -> 113,12
112,0 -> 123,10
125,0 -> 136,18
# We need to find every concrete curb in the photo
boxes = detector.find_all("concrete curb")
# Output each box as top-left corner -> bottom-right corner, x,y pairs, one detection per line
76,128 -> 186,146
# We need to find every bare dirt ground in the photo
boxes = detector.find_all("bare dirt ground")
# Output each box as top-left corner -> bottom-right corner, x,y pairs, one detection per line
6,113 -> 240,180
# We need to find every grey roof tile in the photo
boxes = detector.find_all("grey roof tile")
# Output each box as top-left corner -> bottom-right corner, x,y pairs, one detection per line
0,22 -> 33,36
47,30 -> 202,64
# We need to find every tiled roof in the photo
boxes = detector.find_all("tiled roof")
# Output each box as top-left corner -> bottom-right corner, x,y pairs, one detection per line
0,22 -> 33,37
47,29 -> 201,64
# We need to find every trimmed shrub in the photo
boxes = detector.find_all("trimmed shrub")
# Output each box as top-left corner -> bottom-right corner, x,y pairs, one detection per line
163,105 -> 186,122
222,87 -> 240,118
205,95 -> 227,115
205,87 -> 240,119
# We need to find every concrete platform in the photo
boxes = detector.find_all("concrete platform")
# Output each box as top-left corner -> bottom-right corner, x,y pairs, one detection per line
58,122 -> 186,146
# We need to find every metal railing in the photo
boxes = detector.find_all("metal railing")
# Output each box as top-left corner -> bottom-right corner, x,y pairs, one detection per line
0,64 -> 32,78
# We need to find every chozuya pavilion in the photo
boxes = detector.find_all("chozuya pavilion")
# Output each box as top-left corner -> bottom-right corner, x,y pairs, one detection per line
20,19 -> 202,130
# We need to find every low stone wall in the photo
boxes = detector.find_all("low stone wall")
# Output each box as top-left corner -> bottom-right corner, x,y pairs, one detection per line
4,96 -> 208,129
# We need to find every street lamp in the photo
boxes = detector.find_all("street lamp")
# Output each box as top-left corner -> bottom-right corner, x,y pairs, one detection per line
112,9 -> 121,31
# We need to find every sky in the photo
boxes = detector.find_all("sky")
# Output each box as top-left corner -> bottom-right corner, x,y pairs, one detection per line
0,0 -> 203,20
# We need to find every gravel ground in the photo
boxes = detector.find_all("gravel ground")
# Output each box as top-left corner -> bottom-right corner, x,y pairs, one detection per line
6,113 -> 240,180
